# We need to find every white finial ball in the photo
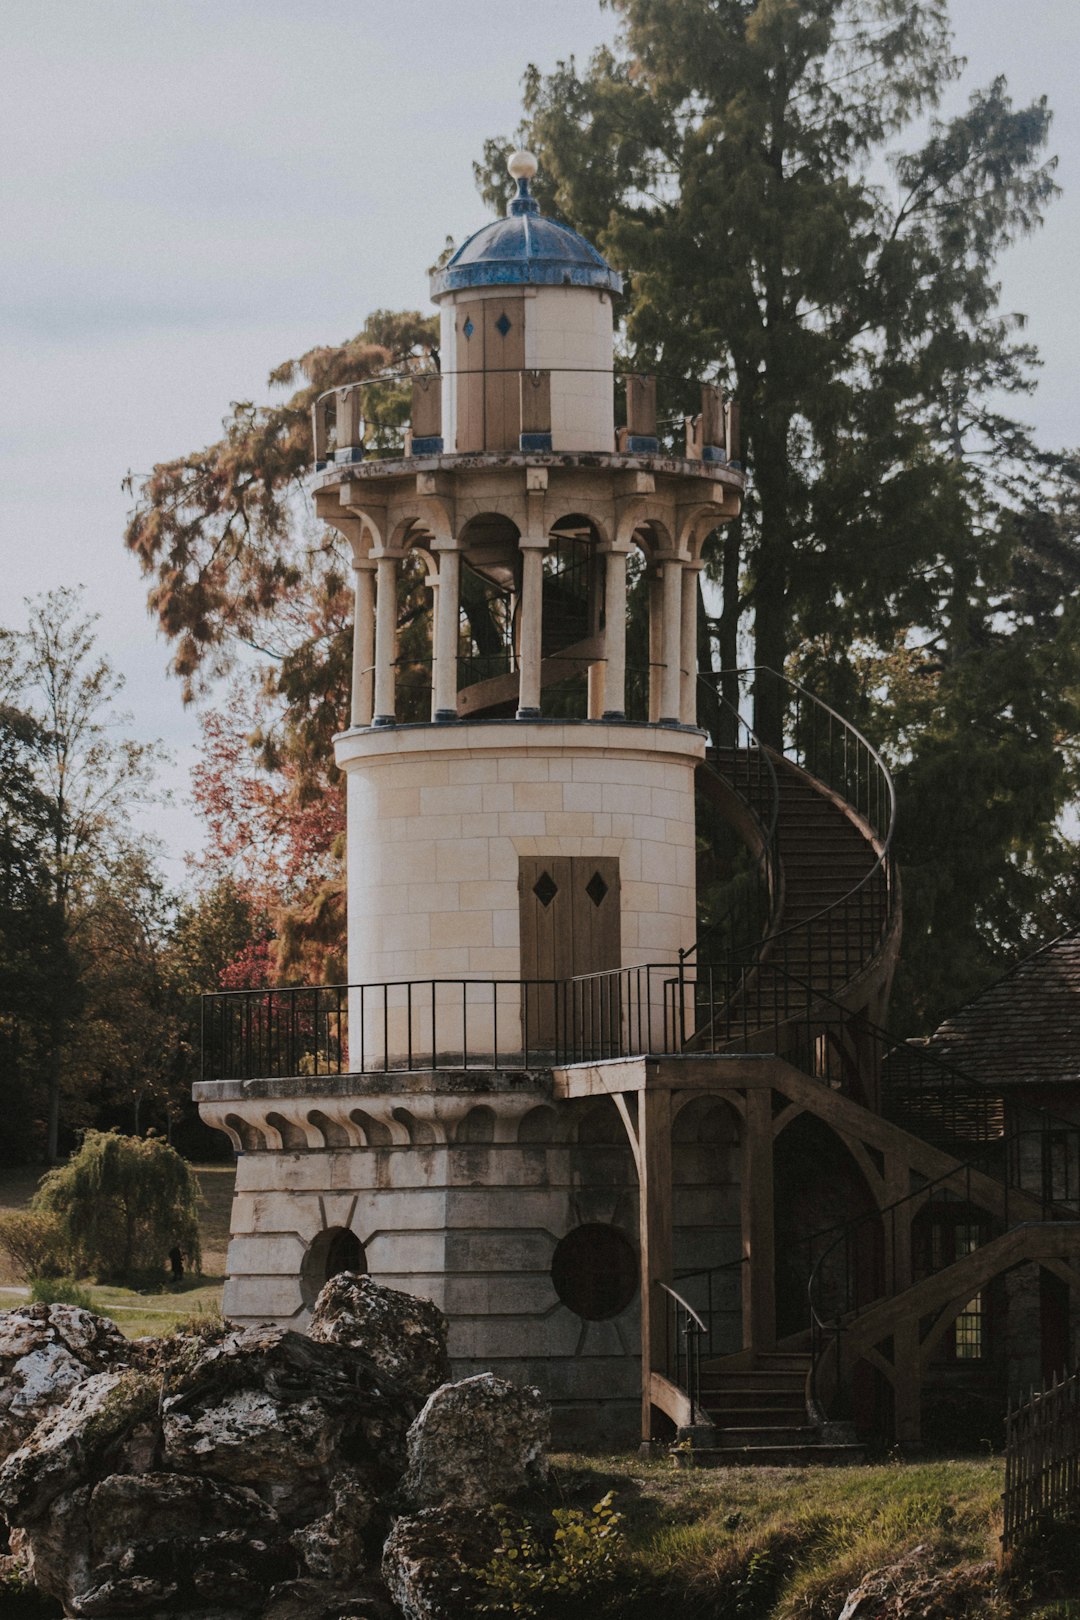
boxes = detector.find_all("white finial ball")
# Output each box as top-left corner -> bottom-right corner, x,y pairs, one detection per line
508,149 -> 539,182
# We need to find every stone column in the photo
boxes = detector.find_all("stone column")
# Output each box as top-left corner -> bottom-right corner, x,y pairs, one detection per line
517,543 -> 545,719
350,559 -> 376,728
602,548 -> 628,720
432,546 -> 461,723
648,573 -> 663,723
680,564 -> 700,725
660,558 -> 683,724
372,554 -> 398,727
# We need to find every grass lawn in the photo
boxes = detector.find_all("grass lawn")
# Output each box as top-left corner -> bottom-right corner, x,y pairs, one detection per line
541,1453 -> 1014,1617
0,1159 -> 235,1338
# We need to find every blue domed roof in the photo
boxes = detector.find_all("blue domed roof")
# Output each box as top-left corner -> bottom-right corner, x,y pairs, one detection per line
430,170 -> 623,299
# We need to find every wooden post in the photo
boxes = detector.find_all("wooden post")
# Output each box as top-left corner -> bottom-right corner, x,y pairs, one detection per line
411,375 -> 442,442
638,1086 -> 673,1444
701,383 -> 724,450
603,549 -> 628,719
350,559 -> 376,728
893,1319 -> 922,1447
740,1088 -> 776,1351
726,400 -> 742,463
626,374 -> 657,440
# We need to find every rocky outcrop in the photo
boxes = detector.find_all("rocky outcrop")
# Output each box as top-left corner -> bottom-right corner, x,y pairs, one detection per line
308,1275 -> 450,1414
838,1544 -> 1000,1619
0,1278 -> 552,1619
0,1304 -> 128,1460
381,1506 -> 499,1620
399,1371 -> 549,1510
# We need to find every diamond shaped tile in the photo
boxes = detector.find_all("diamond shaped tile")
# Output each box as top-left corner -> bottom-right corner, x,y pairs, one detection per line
463,317 -> 475,338
585,871 -> 609,908
533,871 -> 558,908
495,311 -> 512,336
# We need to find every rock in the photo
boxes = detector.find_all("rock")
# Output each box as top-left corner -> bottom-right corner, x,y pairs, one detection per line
382,1505 -> 500,1620
0,1368 -> 159,1523
161,1324 -> 412,1518
400,1373 -> 549,1510
0,1304 -> 129,1460
838,1544 -> 1000,1619
289,1467 -> 379,1581
309,1275 -> 451,1412
263,1575 -> 398,1620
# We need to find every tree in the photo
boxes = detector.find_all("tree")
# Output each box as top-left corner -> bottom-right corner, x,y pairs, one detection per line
0,701 -> 70,1157
124,310 -> 436,982
1,589 -> 161,1157
474,0 -> 1078,1025
32,1129 -> 202,1284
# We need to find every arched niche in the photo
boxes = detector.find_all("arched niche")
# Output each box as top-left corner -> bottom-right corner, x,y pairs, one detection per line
300,1225 -> 367,1308
518,1105 -> 559,1144
623,521 -> 671,723
455,1105 -> 497,1144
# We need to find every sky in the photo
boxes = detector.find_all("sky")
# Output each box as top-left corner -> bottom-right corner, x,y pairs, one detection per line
1,0 -> 1077,879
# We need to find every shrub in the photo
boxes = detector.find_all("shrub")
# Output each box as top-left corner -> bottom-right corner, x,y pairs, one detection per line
32,1130 -> 202,1285
0,1209 -> 68,1280
29,1276 -> 93,1309
475,1492 -> 626,1618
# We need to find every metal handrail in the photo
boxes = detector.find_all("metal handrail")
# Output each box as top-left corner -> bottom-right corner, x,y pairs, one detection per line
658,1280 -> 707,1424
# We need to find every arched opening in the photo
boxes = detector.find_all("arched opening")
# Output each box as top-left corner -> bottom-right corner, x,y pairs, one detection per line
456,512 -> 521,719
394,544 -> 436,722
300,1225 -> 367,1307
551,1222 -> 638,1321
540,514 -> 601,718
772,1113 -> 879,1341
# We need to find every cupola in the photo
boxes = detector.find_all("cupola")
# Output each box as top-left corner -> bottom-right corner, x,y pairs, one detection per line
430,152 -> 621,455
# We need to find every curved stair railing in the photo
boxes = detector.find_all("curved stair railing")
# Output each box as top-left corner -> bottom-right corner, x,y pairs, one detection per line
683,666 -> 899,1050
692,676 -> 781,970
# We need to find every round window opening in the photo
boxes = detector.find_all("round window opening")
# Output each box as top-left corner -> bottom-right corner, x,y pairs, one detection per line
300,1226 -> 367,1308
550,1222 -> 638,1321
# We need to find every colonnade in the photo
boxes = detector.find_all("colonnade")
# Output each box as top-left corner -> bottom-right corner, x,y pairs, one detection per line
348,535 -> 703,732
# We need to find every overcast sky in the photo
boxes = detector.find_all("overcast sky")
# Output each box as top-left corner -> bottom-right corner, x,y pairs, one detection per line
1,0 -> 1076,875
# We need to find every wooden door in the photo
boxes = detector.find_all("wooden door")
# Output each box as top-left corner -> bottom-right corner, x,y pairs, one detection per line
519,856 -> 621,1053
483,296 -> 524,452
455,306 -> 485,452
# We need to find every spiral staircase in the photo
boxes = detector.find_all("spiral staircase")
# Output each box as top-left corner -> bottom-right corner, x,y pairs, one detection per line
559,668 -> 1080,1454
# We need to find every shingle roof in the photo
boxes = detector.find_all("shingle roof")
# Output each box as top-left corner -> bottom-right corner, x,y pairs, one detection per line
926,931 -> 1080,1089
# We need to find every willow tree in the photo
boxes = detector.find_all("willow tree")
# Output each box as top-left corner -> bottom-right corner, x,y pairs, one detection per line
33,1130 -> 202,1283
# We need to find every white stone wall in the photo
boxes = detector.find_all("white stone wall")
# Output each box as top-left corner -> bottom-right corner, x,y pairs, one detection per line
524,286 -> 614,452
438,285 -> 614,454
334,721 -> 701,1060
337,721 -> 700,983
216,1089 -> 644,1444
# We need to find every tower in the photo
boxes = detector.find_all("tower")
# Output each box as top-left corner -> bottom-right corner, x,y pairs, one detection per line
198,152 -> 743,1442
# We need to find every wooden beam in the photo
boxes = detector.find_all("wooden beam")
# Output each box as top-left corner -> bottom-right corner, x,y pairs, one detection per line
638,1086 -> 673,1444
741,1087 -> 776,1352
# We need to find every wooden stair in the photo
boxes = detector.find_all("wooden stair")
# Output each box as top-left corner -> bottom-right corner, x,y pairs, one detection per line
690,1353 -> 864,1466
